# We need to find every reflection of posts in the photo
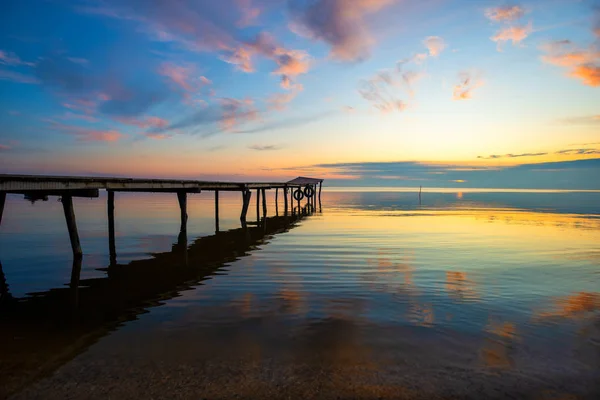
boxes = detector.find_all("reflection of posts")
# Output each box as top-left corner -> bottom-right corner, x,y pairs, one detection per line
61,195 -> 83,257
107,190 -> 117,266
256,189 -> 260,222
275,188 -> 279,216
284,187 -> 288,216
69,256 -> 83,309
0,260 -> 11,303
177,229 -> 188,267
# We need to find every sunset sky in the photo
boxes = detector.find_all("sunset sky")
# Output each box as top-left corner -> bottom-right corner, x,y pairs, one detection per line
1,0 -> 599,188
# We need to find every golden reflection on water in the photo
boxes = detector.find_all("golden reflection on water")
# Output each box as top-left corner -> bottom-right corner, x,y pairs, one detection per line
445,271 -> 478,302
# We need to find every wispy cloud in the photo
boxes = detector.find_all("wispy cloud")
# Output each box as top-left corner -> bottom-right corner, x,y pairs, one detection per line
236,0 -> 261,27
556,148 -> 600,155
0,49 -> 35,67
563,114 -> 600,124
541,40 -> 600,87
359,57 -> 424,113
452,71 -> 483,100
477,152 -> 547,159
248,144 -> 282,151
0,68 -> 39,84
67,57 -> 89,65
491,22 -> 533,50
0,144 -> 11,151
423,36 -> 446,57
159,62 -> 211,92
485,5 -> 525,22
288,0 -> 396,62
116,116 -> 169,129
267,89 -> 301,111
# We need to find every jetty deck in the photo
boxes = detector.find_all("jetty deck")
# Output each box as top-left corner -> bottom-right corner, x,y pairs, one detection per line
0,174 -> 323,258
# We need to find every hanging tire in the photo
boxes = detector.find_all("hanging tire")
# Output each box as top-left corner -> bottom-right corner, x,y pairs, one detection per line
303,185 -> 314,197
293,189 -> 304,201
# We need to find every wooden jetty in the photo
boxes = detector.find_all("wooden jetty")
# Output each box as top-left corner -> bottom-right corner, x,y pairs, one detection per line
0,174 -> 323,258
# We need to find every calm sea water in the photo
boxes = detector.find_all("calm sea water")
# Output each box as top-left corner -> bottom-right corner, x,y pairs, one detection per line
1,189 -> 599,399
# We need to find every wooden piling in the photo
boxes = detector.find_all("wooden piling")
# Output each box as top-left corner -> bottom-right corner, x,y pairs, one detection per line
0,192 -> 5,225
318,182 -> 322,202
256,189 -> 260,221
61,195 -> 83,257
177,191 -> 188,232
70,256 -> 83,309
107,190 -> 116,265
215,190 -> 220,233
240,190 -> 251,222
284,187 -> 288,215
275,188 -> 279,216
261,188 -> 267,218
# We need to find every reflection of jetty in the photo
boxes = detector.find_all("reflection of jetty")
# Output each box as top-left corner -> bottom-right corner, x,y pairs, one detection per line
0,212 -> 310,398
0,174 -> 323,257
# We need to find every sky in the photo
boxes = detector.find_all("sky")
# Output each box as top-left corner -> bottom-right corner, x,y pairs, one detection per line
0,0 -> 599,188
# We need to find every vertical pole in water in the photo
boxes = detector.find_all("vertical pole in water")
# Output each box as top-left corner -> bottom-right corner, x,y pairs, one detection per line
284,187 -> 288,215
107,190 -> 116,266
215,190 -> 220,233
62,195 -> 83,258
240,189 -> 251,223
256,189 -> 261,221
318,182 -> 322,202
261,188 -> 267,218
177,191 -> 188,232
0,192 -> 6,225
275,188 -> 279,216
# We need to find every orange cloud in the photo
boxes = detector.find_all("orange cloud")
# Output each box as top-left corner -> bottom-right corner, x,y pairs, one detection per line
267,87 -> 301,111
541,40 -> 600,87
491,22 -> 532,50
289,0 -> 395,62
452,71 -> 483,101
423,36 -> 446,57
570,64 -> 600,87
485,5 -> 525,22
71,128 -> 123,142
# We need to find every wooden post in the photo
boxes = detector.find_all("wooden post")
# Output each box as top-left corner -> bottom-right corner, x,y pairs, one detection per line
107,190 -> 116,266
215,190 -> 220,233
275,188 -> 279,216
177,191 -> 188,232
318,182 -> 322,202
0,192 -> 5,225
256,189 -> 260,221
261,188 -> 267,218
240,190 -> 252,222
284,187 -> 288,215
177,229 -> 188,267
62,195 -> 83,257
0,261 -> 11,301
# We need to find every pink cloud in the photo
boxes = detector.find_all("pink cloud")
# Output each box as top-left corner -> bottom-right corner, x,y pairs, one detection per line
69,128 -> 123,142
61,112 -> 100,123
289,0 -> 396,62
485,5 -> 525,22
453,72 -> 483,101
220,98 -> 259,131
423,36 -> 446,57
116,116 -> 169,129
236,0 -> 261,27
267,87 -> 302,111
541,40 -> 600,87
491,22 -> 533,50
0,144 -> 11,151
159,62 -> 211,93
0,68 -> 39,84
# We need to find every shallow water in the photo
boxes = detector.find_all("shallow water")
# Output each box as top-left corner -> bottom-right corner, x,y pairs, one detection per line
1,189 -> 599,399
